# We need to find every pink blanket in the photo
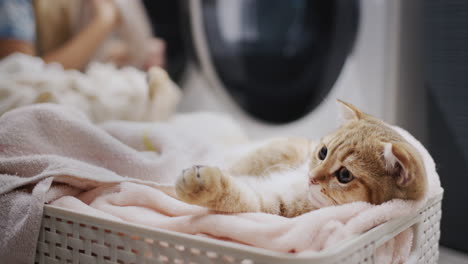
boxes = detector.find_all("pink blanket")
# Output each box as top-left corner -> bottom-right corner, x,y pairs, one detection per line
0,104 -> 443,264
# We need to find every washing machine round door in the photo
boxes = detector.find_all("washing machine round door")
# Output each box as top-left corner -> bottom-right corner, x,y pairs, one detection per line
190,0 -> 359,123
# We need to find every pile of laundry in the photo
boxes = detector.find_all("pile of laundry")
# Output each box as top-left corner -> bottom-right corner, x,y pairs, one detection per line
0,103 -> 443,264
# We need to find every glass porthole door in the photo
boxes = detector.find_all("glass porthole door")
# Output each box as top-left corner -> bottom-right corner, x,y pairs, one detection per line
192,0 -> 359,123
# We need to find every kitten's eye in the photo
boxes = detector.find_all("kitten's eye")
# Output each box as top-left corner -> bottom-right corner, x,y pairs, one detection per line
318,146 -> 327,160
336,167 -> 354,184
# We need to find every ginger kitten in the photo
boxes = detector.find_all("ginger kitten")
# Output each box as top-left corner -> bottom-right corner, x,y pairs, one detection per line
175,100 -> 427,217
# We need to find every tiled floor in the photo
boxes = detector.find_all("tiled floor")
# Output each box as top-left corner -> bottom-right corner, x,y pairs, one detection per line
439,247 -> 468,264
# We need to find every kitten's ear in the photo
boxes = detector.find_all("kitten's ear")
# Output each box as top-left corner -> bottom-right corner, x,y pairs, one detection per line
336,99 -> 364,121
382,142 -> 424,188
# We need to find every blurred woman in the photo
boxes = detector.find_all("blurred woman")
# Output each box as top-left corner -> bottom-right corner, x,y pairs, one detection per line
0,0 -> 165,70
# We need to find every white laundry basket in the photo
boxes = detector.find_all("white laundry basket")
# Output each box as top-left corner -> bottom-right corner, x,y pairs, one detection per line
35,193 -> 442,264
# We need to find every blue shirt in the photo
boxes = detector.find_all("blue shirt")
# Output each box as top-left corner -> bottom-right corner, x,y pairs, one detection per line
0,0 -> 35,42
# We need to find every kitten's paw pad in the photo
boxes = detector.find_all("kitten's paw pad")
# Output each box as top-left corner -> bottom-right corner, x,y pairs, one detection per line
175,165 -> 225,204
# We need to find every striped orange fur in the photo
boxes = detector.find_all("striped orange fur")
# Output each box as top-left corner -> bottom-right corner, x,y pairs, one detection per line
176,100 -> 427,217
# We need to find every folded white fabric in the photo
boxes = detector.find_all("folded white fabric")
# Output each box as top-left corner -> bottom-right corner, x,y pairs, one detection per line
0,53 -> 181,123
0,104 -> 443,264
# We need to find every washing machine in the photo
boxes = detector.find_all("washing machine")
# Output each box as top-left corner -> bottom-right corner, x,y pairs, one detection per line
144,0 -> 424,141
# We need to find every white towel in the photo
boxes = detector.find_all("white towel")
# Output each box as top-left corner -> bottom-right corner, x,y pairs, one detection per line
0,54 -> 181,122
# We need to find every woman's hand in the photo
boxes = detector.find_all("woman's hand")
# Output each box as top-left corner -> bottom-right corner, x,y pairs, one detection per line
142,38 -> 166,70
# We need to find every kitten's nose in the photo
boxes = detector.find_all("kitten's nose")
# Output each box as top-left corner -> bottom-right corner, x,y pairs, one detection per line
309,177 -> 319,185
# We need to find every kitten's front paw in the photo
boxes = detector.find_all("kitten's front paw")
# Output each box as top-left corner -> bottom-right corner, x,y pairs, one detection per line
175,165 -> 226,206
